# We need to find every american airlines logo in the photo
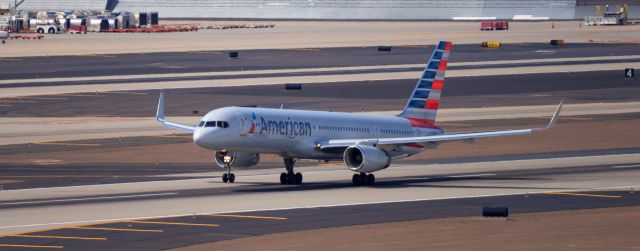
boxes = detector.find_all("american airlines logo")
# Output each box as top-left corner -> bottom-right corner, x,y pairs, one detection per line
258,117 -> 312,137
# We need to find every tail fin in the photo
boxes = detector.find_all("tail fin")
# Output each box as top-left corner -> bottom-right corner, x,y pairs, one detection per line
398,41 -> 452,128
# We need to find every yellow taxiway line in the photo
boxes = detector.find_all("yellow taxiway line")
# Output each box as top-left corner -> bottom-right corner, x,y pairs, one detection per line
127,220 -> 220,227
544,192 -> 623,199
67,226 -> 163,233
207,214 -> 288,220
4,234 -> 107,241
0,244 -> 63,249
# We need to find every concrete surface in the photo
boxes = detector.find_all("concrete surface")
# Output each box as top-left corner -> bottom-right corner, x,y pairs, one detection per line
2,21 -> 640,57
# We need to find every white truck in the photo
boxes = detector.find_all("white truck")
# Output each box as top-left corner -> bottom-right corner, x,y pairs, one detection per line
36,24 -> 61,34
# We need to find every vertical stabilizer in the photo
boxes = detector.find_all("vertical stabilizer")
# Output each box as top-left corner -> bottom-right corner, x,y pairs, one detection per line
398,41 -> 452,128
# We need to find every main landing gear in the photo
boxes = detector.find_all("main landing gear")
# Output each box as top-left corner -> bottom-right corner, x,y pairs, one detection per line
222,166 -> 235,183
352,173 -> 375,186
280,158 -> 303,185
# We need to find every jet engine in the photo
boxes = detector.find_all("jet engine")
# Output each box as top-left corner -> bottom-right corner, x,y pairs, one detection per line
214,151 -> 260,169
343,145 -> 391,173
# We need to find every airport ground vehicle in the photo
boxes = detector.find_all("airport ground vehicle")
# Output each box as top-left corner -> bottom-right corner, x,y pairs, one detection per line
36,24 -> 61,34
156,41 -> 562,185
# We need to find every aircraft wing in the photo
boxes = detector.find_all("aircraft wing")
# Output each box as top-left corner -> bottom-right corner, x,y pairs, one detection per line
156,92 -> 196,133
321,101 -> 563,150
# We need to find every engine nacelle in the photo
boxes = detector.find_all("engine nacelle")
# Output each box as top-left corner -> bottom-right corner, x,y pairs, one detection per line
343,145 -> 391,173
214,151 -> 260,169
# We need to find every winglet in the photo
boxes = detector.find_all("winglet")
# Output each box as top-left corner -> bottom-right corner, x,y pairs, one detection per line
156,91 -> 165,122
537,99 -> 563,131
154,91 -> 196,133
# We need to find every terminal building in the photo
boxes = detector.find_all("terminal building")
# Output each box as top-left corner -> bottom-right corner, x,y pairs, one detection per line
0,0 -> 637,19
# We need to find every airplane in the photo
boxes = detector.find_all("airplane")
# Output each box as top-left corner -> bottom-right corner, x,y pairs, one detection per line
0,30 -> 8,44
156,40 -> 563,186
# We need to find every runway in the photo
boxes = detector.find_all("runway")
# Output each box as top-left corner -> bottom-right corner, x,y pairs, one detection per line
2,69 -> 639,117
1,38 -> 639,250
1,43 -> 639,98
0,152 -> 639,250
1,43 -> 639,80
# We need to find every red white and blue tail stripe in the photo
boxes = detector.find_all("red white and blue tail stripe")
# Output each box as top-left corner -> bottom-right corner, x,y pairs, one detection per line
398,41 -> 452,128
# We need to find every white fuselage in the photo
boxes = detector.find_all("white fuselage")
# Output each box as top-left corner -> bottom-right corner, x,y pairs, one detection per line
193,107 -> 445,160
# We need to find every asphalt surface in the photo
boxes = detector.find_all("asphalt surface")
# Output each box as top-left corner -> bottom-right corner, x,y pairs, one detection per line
0,162 -> 638,250
1,70 -> 638,117
1,42 -> 639,250
1,144 -> 640,190
1,43 -> 639,80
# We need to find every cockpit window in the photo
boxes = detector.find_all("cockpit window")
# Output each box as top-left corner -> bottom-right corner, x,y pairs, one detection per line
204,121 -> 229,128
198,121 -> 205,127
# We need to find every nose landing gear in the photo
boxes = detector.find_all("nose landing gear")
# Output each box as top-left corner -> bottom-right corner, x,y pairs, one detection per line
222,172 -> 235,183
280,158 -> 302,185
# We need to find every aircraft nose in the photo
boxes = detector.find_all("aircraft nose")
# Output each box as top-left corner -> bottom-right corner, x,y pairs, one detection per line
193,129 -> 206,147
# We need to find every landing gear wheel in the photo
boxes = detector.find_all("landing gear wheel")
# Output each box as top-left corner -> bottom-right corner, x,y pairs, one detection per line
352,173 -> 375,186
281,158 -> 302,185
280,173 -> 287,184
359,173 -> 367,185
222,173 -> 229,183
286,172 -> 295,185
366,174 -> 375,186
229,173 -> 235,183
295,172 -> 303,185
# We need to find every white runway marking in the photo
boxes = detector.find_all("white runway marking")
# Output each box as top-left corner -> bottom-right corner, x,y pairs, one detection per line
0,192 -> 178,206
